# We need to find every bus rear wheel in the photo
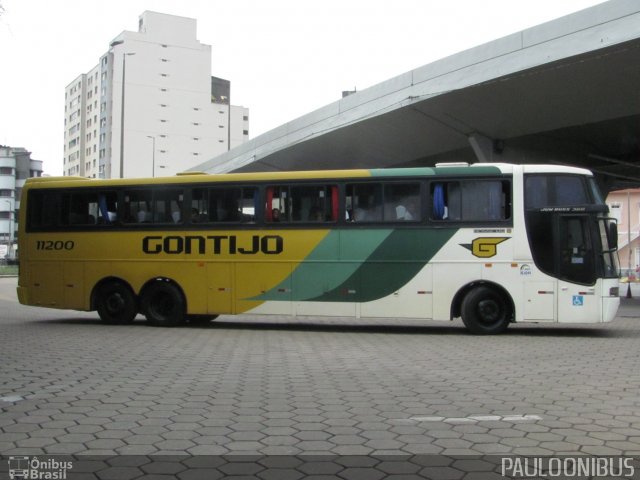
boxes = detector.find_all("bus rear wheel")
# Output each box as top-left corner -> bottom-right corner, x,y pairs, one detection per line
141,281 -> 186,327
461,286 -> 510,335
96,281 -> 137,324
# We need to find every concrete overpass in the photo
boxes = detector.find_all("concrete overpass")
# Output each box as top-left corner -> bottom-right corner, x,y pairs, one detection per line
193,0 -> 640,192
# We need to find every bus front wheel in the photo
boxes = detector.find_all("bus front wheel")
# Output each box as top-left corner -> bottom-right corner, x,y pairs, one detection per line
141,281 -> 186,327
461,286 -> 510,335
96,281 -> 137,324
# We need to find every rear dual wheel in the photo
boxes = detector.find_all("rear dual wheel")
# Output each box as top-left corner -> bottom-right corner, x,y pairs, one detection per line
141,281 -> 186,327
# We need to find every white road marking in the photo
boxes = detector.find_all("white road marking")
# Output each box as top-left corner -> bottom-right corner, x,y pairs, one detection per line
0,395 -> 24,402
408,414 -> 542,423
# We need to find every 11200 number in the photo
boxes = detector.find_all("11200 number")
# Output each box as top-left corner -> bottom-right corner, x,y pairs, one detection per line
35,240 -> 75,250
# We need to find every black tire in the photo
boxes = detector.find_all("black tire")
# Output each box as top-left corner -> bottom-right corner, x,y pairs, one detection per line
96,281 -> 137,324
187,314 -> 219,325
461,286 -> 511,335
141,281 -> 186,327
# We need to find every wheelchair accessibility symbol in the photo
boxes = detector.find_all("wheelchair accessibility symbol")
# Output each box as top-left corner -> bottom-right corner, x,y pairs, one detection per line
572,295 -> 584,306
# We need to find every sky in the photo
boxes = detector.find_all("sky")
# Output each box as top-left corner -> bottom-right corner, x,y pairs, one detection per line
0,0 -> 605,176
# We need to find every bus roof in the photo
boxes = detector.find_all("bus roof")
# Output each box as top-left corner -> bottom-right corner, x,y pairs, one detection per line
25,163 -> 592,188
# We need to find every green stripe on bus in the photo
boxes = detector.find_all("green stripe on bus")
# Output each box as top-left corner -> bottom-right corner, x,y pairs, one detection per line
309,228 -> 457,302
252,230 -> 393,301
252,227 -> 458,303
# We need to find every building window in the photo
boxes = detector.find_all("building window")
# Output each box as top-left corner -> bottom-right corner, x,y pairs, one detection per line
243,130 -> 249,135
609,202 -> 621,223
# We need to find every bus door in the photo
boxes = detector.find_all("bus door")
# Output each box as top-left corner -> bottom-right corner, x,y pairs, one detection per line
556,214 -> 600,323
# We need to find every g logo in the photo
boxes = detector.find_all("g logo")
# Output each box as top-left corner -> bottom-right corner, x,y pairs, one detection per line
461,237 -> 509,258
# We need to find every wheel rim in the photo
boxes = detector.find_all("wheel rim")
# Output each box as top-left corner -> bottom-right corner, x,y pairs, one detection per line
477,298 -> 502,325
105,292 -> 125,315
149,292 -> 174,321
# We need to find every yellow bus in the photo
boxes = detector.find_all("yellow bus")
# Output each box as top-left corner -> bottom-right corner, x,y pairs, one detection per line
17,163 -> 619,334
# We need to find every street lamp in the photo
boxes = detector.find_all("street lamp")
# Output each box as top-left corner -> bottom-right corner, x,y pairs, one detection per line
110,40 -> 135,179
147,135 -> 156,177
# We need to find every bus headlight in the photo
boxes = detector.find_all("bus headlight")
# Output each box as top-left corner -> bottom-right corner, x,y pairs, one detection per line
609,286 -> 619,296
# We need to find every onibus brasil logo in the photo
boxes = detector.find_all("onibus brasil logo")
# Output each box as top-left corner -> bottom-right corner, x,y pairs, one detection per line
8,457 -> 72,479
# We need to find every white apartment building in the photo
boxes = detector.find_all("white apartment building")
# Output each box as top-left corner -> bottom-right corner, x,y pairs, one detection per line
64,11 -> 249,179
0,146 -> 43,259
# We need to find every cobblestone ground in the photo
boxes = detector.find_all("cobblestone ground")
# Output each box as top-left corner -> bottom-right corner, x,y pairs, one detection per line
1,278 -> 640,462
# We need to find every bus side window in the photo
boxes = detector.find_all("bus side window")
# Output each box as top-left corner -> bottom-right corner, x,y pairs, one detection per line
63,192 -> 111,227
346,183 -> 383,222
152,189 -> 183,224
191,188 -> 208,223
266,185 -> 336,223
28,191 -> 62,229
97,192 -> 118,224
207,187 -> 256,223
266,186 -> 290,222
384,183 -> 421,221
123,190 -> 153,223
431,181 -> 509,221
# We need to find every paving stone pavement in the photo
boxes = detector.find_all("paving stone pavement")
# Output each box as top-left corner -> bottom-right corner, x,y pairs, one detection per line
1,277 -> 640,462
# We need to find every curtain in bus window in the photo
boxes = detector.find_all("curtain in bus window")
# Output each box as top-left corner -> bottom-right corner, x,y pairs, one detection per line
98,194 -> 111,224
447,183 -> 461,220
331,186 -> 339,221
97,192 -> 118,224
432,183 -> 445,220
459,181 -> 502,220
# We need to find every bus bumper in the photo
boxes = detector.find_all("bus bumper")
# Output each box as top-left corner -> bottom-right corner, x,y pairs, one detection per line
602,280 -> 620,323
17,286 -> 28,305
